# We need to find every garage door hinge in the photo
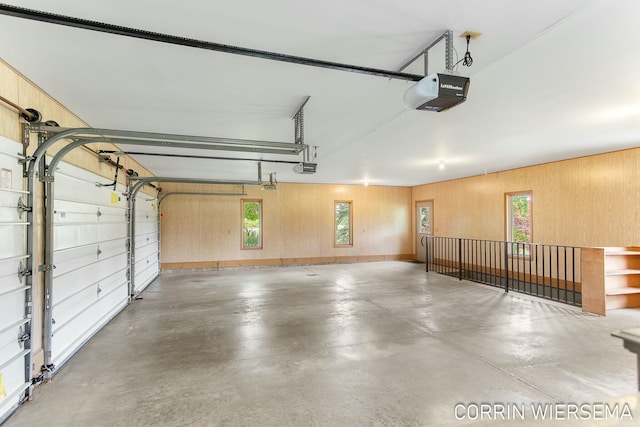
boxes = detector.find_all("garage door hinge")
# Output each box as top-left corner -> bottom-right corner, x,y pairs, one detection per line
40,364 -> 55,378
38,264 -> 56,272
18,155 -> 35,165
18,333 -> 30,347
18,325 -> 30,348
31,373 -> 44,386
18,261 -> 32,279
40,175 -> 54,183
17,197 -> 32,212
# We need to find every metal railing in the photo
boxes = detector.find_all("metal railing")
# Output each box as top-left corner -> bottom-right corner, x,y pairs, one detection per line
424,236 -> 582,306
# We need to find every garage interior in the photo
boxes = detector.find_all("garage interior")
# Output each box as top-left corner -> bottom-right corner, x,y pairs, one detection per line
1,0 -> 640,425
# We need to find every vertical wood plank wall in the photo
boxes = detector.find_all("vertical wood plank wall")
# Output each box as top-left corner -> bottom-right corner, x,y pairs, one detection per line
0,59 -> 153,180
411,149 -> 640,252
160,183 -> 413,268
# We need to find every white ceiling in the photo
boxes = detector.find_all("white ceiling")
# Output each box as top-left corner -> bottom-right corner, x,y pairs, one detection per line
1,0 -> 639,186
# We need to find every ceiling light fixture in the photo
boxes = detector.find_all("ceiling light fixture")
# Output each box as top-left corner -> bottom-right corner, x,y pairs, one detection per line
439,161 -> 446,170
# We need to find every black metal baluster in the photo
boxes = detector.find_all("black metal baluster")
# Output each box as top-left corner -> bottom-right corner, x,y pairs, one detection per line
504,241 -> 509,292
556,245 -> 560,302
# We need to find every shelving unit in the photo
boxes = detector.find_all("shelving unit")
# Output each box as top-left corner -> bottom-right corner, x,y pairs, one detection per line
604,247 -> 640,309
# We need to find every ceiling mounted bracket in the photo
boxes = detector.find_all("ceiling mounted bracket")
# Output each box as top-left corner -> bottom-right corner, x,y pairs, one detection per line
396,30 -> 456,76
444,30 -> 454,72
293,96 -> 310,145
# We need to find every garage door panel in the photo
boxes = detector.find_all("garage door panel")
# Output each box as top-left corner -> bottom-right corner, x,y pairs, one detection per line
0,256 -> 28,286
54,167 -> 127,209
136,233 -> 158,255
51,283 -> 128,367
53,200 -> 124,225
0,353 -> 29,417
0,292 -> 24,334
53,268 -> 127,331
135,260 -> 159,290
133,196 -> 159,294
135,253 -> 157,271
53,238 -> 127,277
50,161 -> 130,370
0,136 -> 29,421
54,222 -> 127,251
0,225 -> 26,259
53,253 -> 128,303
136,240 -> 157,258
0,196 -> 27,223
135,221 -> 156,236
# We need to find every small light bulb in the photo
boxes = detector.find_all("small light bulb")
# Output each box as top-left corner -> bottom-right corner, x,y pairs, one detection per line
439,161 -> 445,170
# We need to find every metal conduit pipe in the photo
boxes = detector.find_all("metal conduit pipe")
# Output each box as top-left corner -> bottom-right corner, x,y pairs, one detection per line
127,177 -> 262,297
25,126 -> 284,379
0,95 -> 42,122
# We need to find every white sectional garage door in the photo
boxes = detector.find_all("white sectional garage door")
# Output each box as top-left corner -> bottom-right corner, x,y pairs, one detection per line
0,136 -> 30,422
133,194 -> 159,295
51,161 -> 130,368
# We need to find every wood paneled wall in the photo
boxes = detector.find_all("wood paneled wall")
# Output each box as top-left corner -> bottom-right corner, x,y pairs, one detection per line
160,183 -> 413,268
412,148 -> 640,252
0,58 -> 153,184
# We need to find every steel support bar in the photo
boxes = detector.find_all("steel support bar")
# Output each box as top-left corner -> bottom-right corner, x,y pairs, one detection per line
396,32 -> 448,74
293,96 -> 310,145
27,125 -> 307,155
98,150 -> 302,165
0,4 -> 424,83
41,178 -> 54,378
445,30 -> 454,72
21,126 -> 35,394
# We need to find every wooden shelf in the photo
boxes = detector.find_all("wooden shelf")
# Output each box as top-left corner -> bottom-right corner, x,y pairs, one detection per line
606,251 -> 640,256
606,269 -> 640,276
607,287 -> 640,296
604,249 -> 640,310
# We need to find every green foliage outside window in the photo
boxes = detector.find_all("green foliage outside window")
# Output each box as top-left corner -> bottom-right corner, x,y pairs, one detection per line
510,194 -> 531,255
243,201 -> 261,248
335,202 -> 351,245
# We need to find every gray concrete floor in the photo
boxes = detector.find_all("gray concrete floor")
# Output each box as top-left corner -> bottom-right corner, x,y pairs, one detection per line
5,261 -> 640,426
